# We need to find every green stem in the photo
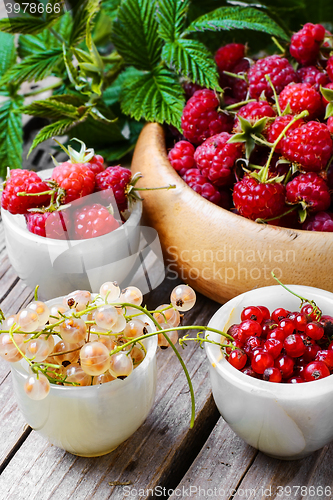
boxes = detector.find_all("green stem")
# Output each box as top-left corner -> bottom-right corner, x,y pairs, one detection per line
49,27 -> 66,45
265,74 -> 282,116
225,99 -> 256,111
23,81 -> 62,98
133,185 -> 176,192
271,272 -> 321,317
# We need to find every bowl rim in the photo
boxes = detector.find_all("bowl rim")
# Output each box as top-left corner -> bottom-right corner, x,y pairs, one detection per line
1,198 -> 142,246
11,293 -> 158,394
205,284 -> 333,397
155,123 -> 333,238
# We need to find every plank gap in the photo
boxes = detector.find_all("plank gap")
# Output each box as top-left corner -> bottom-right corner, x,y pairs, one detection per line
228,450 -> 259,500
0,425 -> 32,475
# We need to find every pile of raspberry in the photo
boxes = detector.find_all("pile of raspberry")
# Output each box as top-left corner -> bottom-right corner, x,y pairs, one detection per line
225,302 -> 333,383
1,147 -> 133,240
168,24 -> 333,232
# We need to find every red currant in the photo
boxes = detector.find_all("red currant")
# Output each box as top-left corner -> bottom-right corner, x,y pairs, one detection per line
261,319 -> 278,338
238,319 -> 262,343
274,354 -> 295,378
241,306 -> 264,324
263,338 -> 283,359
263,367 -> 282,383
257,305 -> 270,322
228,348 -> 247,370
279,318 -> 295,337
287,376 -> 304,384
315,350 -> 333,371
241,367 -> 259,378
305,321 -> 324,340
271,308 -> 290,322
301,304 -> 322,321
303,361 -> 330,381
252,352 -> 274,374
284,334 -> 306,357
266,327 -> 286,343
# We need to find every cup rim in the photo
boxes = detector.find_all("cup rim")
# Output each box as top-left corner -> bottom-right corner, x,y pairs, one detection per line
205,284 -> 333,397
11,293 -> 158,393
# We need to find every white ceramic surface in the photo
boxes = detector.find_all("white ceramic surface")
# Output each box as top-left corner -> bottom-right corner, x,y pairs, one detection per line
10,296 -> 158,457
1,169 -> 142,299
205,285 -> 333,460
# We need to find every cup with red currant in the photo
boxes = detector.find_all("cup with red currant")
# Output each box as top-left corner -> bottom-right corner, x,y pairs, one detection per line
205,281 -> 333,459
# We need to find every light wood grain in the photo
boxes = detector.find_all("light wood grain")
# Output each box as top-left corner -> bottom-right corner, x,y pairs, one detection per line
131,123 -> 333,303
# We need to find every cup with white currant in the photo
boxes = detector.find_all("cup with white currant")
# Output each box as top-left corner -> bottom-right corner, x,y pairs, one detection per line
0,280 -> 227,456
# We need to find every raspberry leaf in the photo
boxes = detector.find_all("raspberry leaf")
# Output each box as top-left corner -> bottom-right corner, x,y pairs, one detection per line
19,97 -> 84,120
28,117 -> 87,156
161,39 -> 221,90
0,16 -> 58,35
120,67 -> 184,130
185,6 -> 289,42
0,96 -> 23,176
69,0 -> 101,46
0,33 -> 16,80
111,0 -> 163,71
156,0 -> 190,41
0,48 -> 63,87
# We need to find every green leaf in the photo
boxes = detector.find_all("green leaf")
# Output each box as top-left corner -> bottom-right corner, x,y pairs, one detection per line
111,0 -> 162,71
185,6 -> 289,41
0,16 -> 57,35
103,66 -> 143,107
70,0 -> 101,46
120,67 -> 185,129
101,0 -> 122,20
68,114 -> 125,148
162,39 -> 220,89
156,0 -> 190,41
20,96 -> 83,120
28,117 -> 85,156
0,33 -> 16,80
0,97 -> 23,177
0,48 -> 63,86
18,12 -> 73,58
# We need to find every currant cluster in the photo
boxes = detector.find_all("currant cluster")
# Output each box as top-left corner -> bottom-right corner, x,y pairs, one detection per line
0,282 -> 197,400
168,24 -> 333,231
224,299 -> 333,383
1,139 -> 142,239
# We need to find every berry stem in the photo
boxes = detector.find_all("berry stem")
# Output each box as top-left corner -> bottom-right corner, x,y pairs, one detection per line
271,272 -> 321,318
265,74 -> 282,116
224,99 -> 256,111
131,185 -> 176,192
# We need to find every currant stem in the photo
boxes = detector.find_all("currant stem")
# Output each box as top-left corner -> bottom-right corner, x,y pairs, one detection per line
271,272 -> 320,316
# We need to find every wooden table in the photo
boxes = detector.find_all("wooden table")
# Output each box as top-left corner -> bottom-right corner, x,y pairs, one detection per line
1,214 -> 333,500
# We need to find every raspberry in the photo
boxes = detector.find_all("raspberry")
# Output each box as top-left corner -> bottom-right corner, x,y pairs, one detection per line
296,66 -> 329,91
215,43 -> 245,73
95,166 -> 132,212
286,173 -> 331,212
282,121 -> 333,172
52,162 -> 95,204
248,55 -> 297,100
168,141 -> 196,176
181,89 -> 233,145
278,83 -> 323,120
226,58 -> 249,101
87,155 -> 105,175
194,132 -> 243,186
73,203 -> 119,239
328,116 -> 333,134
232,175 -> 286,220
327,56 -> 333,82
1,170 -> 51,215
183,82 -> 203,100
234,101 -> 276,133
25,210 -> 71,239
182,169 -> 228,207
290,23 -> 326,65
302,211 -> 333,232
266,115 -> 305,153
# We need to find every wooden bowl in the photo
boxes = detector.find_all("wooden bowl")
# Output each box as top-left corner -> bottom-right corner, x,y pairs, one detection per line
131,123 -> 333,303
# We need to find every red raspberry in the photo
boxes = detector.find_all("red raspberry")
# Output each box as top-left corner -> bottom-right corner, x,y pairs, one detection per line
302,211 -> 333,232
95,166 -> 132,212
87,155 -> 105,175
327,56 -> 333,82
232,175 -> 286,221
52,162 -> 95,204
25,210 -> 71,239
266,115 -> 305,153
1,170 -> 51,215
181,89 -> 233,145
194,132 -> 243,186
290,23 -> 326,65
248,55 -> 297,100
168,141 -> 196,176
234,101 -> 276,133
296,66 -> 329,91
182,169 -> 230,208
183,82 -> 203,100
215,43 -> 245,73
227,58 -> 250,101
328,116 -> 333,134
282,121 -> 333,171
73,203 -> 119,239
278,83 -> 323,120
286,173 -> 331,213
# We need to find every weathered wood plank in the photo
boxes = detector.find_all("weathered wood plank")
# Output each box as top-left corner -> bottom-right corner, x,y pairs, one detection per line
0,285 -> 221,500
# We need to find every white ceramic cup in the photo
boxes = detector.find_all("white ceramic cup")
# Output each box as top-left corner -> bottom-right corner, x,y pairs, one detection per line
205,285 -> 333,460
10,296 -> 157,457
